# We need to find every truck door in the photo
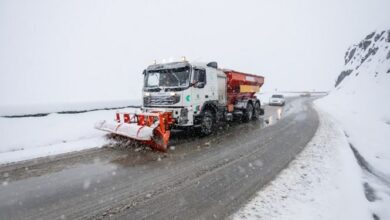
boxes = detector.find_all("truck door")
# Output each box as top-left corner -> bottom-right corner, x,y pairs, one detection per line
192,68 -> 206,114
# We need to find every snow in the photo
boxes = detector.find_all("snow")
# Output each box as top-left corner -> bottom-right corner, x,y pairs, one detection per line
0,99 -> 140,117
234,30 -> 390,219
0,107 -> 139,164
233,108 -> 371,220
316,31 -> 390,175
315,29 -> 390,219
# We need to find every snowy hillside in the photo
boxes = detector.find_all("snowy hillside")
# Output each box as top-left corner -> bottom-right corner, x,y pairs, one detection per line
234,30 -> 390,220
0,99 -> 141,117
0,107 -> 139,164
331,30 -> 390,120
317,29 -> 390,219
318,29 -> 390,168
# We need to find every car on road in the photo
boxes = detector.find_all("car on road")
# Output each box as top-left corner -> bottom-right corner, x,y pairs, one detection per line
269,94 -> 285,106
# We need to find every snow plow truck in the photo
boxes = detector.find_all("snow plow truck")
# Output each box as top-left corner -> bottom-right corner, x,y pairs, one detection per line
95,60 -> 264,151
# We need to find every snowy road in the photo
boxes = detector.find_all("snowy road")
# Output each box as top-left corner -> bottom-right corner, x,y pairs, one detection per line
0,97 -> 319,220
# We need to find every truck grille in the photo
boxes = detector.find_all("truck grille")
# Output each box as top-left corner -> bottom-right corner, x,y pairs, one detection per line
144,95 -> 180,106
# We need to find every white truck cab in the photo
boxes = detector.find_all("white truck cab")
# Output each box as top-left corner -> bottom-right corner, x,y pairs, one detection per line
142,61 -> 226,127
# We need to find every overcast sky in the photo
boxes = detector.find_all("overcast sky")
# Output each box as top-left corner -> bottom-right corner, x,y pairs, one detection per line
0,0 -> 389,106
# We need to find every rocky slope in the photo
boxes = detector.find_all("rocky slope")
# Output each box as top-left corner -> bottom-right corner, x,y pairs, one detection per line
335,30 -> 390,87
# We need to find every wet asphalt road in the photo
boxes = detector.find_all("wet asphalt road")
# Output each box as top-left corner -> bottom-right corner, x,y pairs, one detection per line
0,97 -> 319,220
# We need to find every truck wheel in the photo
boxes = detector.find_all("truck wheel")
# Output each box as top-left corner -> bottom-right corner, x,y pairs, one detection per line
200,110 -> 214,136
242,103 -> 253,122
253,102 -> 261,119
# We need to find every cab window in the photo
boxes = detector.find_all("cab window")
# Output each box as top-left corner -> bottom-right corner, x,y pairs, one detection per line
193,68 -> 206,84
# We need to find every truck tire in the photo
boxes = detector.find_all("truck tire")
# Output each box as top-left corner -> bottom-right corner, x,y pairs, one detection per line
200,110 -> 214,136
253,102 -> 261,119
242,103 -> 253,122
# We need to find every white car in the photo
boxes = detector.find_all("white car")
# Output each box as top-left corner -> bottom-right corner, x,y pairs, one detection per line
269,94 -> 285,106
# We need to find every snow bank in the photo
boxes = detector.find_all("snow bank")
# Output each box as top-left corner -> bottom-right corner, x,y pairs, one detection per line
0,107 -> 138,164
316,29 -> 390,219
234,30 -> 390,220
0,99 -> 140,117
317,30 -> 390,181
233,108 -> 370,220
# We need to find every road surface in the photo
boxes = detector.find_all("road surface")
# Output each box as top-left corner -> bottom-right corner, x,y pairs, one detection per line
0,97 -> 319,220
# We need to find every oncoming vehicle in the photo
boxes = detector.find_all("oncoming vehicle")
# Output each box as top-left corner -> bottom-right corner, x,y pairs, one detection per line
95,60 -> 265,151
269,94 -> 285,106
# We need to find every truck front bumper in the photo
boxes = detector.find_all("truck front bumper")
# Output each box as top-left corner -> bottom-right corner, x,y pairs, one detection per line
142,107 -> 193,126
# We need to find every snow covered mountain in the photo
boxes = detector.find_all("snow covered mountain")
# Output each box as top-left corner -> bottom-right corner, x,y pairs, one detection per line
317,30 -> 390,219
328,29 -> 390,121
336,30 -> 390,87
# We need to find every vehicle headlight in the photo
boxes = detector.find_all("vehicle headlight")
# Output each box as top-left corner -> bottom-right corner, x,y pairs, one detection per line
144,92 -> 150,97
169,92 -> 176,96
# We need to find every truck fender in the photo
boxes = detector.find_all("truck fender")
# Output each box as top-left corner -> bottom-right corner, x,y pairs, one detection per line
200,101 -> 218,118
235,99 -> 253,110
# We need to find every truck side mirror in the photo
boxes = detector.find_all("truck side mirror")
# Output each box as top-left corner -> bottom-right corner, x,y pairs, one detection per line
196,82 -> 205,88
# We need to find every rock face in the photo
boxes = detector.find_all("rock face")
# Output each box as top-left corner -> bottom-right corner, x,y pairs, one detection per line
336,30 -> 390,87
335,69 -> 353,87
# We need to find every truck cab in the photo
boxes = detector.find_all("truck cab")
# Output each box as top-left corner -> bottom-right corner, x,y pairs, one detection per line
142,61 -> 226,127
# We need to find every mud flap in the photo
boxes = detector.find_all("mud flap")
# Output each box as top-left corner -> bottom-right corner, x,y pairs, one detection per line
260,108 -> 265,116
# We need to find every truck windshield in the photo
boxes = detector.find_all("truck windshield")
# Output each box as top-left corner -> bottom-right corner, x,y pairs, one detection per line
145,67 -> 190,88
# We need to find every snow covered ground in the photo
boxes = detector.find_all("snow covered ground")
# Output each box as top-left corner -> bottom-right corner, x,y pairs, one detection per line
0,107 -> 138,164
0,99 -> 140,117
316,29 -> 390,220
234,29 -> 390,220
233,108 -> 371,220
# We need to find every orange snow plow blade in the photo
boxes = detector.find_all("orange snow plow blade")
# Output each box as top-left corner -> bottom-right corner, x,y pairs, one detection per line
95,111 -> 173,151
